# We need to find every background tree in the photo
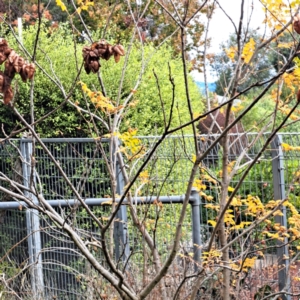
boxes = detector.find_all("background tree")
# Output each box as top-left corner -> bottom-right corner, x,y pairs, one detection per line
212,31 -> 273,96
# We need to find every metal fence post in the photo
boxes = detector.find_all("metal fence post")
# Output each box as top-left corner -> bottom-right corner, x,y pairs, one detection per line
20,137 -> 44,298
271,134 -> 291,300
191,187 -> 201,270
113,141 -> 130,263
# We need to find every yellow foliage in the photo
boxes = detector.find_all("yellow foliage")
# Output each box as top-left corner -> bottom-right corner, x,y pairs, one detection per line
257,251 -> 264,257
294,67 -> 300,81
206,195 -> 214,201
225,46 -> 237,62
242,257 -> 257,271
228,186 -> 235,192
231,197 -> 242,206
203,195 -> 300,245
77,0 -> 94,11
207,220 -> 217,227
283,73 -> 298,94
244,195 -> 264,216
261,0 -> 290,28
270,88 -> 281,102
282,143 -> 293,151
277,42 -> 294,48
273,91 -> 300,119
56,0 -> 67,11
231,221 -> 252,230
264,231 -> 283,241
119,129 -> 144,159
272,210 -> 284,216
152,200 -> 163,211
224,211 -> 236,226
294,170 -> 300,179
242,38 -> 255,64
101,200 -> 113,205
200,192 -> 214,201
202,174 -> 217,185
191,154 -> 196,163
282,143 -> 300,151
227,161 -> 236,173
230,262 -> 240,271
104,129 -> 144,159
139,170 -> 150,184
79,82 -> 122,115
202,249 -> 222,261
205,204 -> 219,211
231,103 -> 244,113
265,200 -> 277,209
193,179 -> 207,191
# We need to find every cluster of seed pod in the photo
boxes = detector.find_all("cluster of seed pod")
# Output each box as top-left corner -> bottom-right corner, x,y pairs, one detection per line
0,38 -> 35,105
82,39 -> 125,74
294,14 -> 300,34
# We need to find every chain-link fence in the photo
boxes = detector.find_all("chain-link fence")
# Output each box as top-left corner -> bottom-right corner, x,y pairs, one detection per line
0,134 -> 299,299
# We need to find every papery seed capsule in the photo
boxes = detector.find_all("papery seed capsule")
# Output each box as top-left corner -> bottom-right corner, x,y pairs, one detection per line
293,14 -> 300,34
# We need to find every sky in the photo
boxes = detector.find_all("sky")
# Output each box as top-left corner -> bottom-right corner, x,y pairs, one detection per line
191,0 -> 266,82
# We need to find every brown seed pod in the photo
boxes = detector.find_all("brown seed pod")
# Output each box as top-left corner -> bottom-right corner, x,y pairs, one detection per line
8,50 -> 17,64
84,60 -> 91,74
82,39 -> 125,74
82,46 -> 89,58
101,45 -> 114,61
2,74 -> 13,105
84,54 -> 100,74
294,14 -> 300,34
91,39 -> 108,51
7,51 -> 22,71
91,40 -> 113,60
297,89 -> 300,102
0,39 -> 12,65
3,75 -> 12,92
95,47 -> 108,58
19,63 -> 36,82
113,44 -> 125,56
90,59 -> 100,73
3,85 -> 13,105
113,53 -> 120,63
112,45 -> 125,63
0,71 -> 4,92
3,46 -> 12,56
4,60 -> 16,78
0,53 -> 7,65
25,63 -> 35,80
0,39 -> 9,54
0,38 -> 8,48
88,50 -> 98,58
11,54 -> 25,73
7,50 -> 25,74
0,40 -> 36,105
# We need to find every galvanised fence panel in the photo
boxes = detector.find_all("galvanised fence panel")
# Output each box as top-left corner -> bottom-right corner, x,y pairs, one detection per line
137,135 -> 195,195
33,139 -> 112,199
0,133 -> 299,299
0,137 -> 195,299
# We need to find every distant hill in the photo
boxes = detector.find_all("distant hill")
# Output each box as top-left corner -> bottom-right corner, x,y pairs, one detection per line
196,81 -> 216,93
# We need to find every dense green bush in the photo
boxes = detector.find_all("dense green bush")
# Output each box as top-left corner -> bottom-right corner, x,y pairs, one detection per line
0,21 -> 203,138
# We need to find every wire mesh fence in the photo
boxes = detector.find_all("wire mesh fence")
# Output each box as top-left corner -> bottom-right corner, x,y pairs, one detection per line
0,133 -> 299,299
